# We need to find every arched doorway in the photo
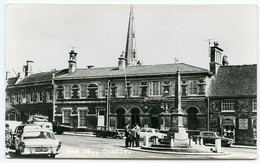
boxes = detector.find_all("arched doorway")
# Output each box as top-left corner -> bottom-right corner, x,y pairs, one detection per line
150,108 -> 161,129
115,108 -> 126,129
186,107 -> 199,130
131,108 -> 140,127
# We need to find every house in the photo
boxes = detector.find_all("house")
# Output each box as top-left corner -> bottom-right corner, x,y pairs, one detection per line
208,64 -> 257,145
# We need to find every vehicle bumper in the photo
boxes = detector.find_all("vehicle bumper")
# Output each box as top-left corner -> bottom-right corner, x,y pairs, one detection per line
20,147 -> 61,155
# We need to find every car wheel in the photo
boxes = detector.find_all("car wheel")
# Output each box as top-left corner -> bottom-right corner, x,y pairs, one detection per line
221,141 -> 227,147
50,154 -> 56,158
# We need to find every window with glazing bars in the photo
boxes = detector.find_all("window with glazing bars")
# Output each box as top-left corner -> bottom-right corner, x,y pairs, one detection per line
63,110 -> 71,123
188,80 -> 198,95
253,99 -> 257,111
98,83 -> 106,98
132,82 -> 139,96
221,99 -> 235,111
149,81 -> 160,96
64,85 -> 71,98
117,83 -> 126,97
79,110 -> 87,127
81,84 -> 87,98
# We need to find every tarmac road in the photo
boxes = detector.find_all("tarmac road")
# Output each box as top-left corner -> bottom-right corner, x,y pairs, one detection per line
6,134 -> 257,160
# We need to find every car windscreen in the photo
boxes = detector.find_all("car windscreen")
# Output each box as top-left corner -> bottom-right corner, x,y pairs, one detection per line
23,131 -> 55,140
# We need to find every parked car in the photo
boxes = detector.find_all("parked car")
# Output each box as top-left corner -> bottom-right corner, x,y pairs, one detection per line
52,122 -> 73,134
15,128 -> 61,158
5,120 -> 22,134
12,124 -> 42,150
93,126 -> 124,139
139,128 -> 167,141
191,131 -> 235,147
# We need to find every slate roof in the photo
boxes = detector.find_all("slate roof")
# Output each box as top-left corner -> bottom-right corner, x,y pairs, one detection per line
56,63 -> 211,80
7,76 -> 19,86
16,69 -> 68,85
209,64 -> 257,97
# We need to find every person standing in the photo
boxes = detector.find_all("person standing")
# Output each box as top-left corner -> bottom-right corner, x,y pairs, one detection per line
125,123 -> 130,147
131,126 -> 137,147
135,124 -> 140,147
5,124 -> 12,156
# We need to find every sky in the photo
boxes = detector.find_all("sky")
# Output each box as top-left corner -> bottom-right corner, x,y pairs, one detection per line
5,3 -> 257,77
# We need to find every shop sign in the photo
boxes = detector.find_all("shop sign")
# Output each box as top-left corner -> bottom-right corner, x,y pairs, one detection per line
239,119 -> 248,130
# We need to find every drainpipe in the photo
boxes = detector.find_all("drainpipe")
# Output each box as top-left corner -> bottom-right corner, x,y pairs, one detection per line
52,73 -> 56,122
207,97 -> 210,131
106,80 -> 111,127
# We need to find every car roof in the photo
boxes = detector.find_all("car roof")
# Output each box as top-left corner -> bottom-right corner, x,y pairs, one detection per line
23,128 -> 54,133
200,131 -> 217,133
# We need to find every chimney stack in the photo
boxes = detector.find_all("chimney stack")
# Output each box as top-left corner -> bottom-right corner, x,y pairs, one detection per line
24,60 -> 33,77
68,49 -> 77,73
209,42 -> 223,74
118,51 -> 126,70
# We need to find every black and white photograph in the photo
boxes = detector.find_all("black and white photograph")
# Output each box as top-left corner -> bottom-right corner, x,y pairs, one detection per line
2,0 -> 258,160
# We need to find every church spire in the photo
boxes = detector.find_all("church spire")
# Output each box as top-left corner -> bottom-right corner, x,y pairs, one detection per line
125,5 -> 137,66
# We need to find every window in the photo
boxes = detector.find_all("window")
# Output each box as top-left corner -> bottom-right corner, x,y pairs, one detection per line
253,99 -> 257,111
80,84 -> 87,98
188,80 -> 198,95
171,81 -> 175,96
79,110 -> 87,127
117,83 -> 126,97
149,81 -> 161,96
221,99 -> 235,111
38,92 -> 43,102
252,118 -> 257,140
98,83 -> 106,98
15,93 -> 19,103
49,91 -> 53,101
63,109 -> 71,123
28,92 -> 33,102
64,85 -> 71,98
132,82 -> 139,97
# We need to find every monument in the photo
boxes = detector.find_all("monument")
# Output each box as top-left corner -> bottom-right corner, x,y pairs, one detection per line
169,70 -> 189,147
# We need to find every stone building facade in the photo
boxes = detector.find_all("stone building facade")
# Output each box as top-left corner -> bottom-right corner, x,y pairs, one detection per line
208,65 -> 257,145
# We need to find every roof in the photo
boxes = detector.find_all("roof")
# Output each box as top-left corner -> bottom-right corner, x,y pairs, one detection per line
7,76 -> 19,86
56,63 -> 211,80
16,69 -> 68,85
209,64 -> 257,97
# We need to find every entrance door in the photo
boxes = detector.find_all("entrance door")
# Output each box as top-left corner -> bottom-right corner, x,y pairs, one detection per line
151,116 -> 159,129
131,108 -> 140,127
150,108 -> 161,129
97,110 -> 105,126
187,107 -> 198,130
116,108 -> 125,129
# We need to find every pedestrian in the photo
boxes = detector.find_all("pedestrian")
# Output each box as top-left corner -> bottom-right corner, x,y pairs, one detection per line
125,123 -> 130,147
135,124 -> 140,147
5,124 -> 12,156
131,126 -> 137,147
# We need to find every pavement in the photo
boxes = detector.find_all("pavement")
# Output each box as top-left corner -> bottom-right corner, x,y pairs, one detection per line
62,131 -> 257,150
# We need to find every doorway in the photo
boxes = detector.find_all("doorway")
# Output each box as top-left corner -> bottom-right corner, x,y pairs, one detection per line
131,108 -> 140,127
187,107 -> 199,130
150,108 -> 161,129
116,108 -> 126,129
